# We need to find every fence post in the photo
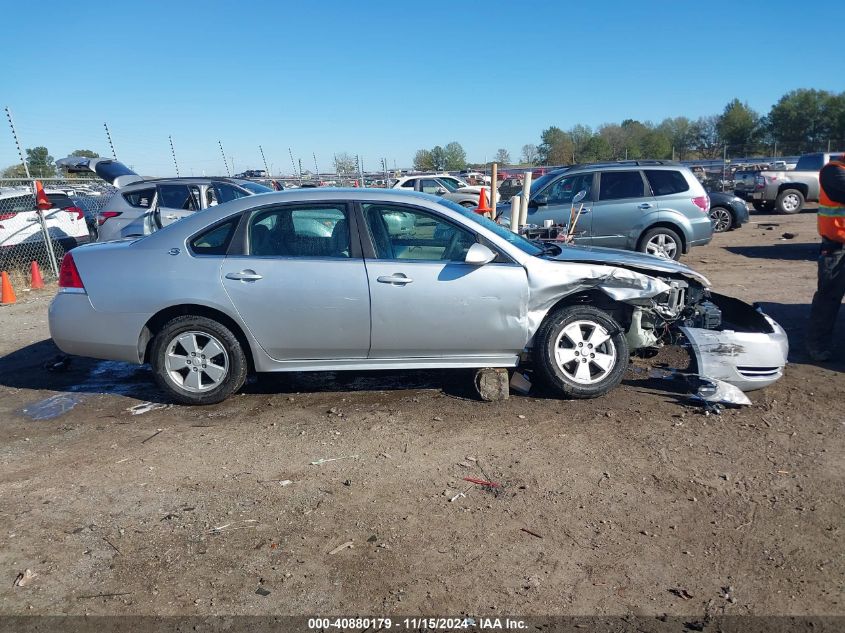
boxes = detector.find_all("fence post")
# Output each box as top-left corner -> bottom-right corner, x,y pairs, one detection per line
33,179 -> 60,277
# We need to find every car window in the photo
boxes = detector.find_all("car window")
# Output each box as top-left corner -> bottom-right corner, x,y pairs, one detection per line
543,173 -> 593,205
190,217 -> 239,256
644,170 -> 690,196
46,193 -> 73,209
598,171 -> 646,201
401,180 -> 416,189
795,154 -> 823,171
248,205 -> 349,258
362,203 -> 476,262
214,183 -> 250,203
123,188 -> 155,208
420,179 -> 444,195
438,177 -> 462,192
158,184 -> 200,210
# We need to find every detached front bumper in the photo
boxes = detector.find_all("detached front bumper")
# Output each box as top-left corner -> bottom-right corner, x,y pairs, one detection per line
679,304 -> 788,392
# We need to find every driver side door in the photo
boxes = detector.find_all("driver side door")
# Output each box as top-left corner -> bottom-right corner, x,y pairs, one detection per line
156,184 -> 201,228
529,172 -> 595,244
359,202 -> 529,359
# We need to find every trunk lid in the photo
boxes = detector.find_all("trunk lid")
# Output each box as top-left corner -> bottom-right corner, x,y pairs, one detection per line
56,157 -> 143,188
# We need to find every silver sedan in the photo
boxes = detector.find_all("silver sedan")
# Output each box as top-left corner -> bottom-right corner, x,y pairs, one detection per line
49,189 -> 788,405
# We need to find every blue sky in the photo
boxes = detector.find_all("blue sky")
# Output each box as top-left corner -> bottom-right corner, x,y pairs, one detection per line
1,0 -> 842,176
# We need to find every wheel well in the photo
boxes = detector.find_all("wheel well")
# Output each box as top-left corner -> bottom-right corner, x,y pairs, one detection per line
778,183 -> 808,198
637,222 -> 687,252
540,290 -> 633,333
139,304 -> 255,371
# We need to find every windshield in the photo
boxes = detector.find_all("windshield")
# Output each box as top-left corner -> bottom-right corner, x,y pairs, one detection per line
435,198 -> 543,256
238,181 -> 273,194
529,169 -> 566,196
435,178 -> 461,193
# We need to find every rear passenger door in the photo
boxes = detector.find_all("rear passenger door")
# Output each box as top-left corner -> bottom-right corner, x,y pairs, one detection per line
590,171 -> 656,249
156,184 -> 201,227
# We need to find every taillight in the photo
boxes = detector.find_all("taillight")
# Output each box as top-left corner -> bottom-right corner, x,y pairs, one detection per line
692,195 -> 709,213
755,175 -> 765,190
65,206 -> 85,220
97,211 -> 122,225
0,213 -> 15,221
59,253 -> 85,289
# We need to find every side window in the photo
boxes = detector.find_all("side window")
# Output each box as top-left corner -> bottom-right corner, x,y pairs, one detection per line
598,171 -> 646,201
544,173 -> 593,205
123,188 -> 155,208
158,184 -> 199,210
420,179 -> 442,195
362,203 -> 476,262
401,180 -> 416,188
644,170 -> 690,196
190,217 -> 239,256
214,183 -> 250,204
248,205 -> 349,258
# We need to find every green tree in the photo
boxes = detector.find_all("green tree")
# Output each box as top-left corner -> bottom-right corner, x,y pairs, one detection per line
443,142 -> 466,170
521,143 -> 539,165
1,163 -> 29,178
25,146 -> 56,178
413,149 -> 434,171
691,116 -> 722,159
568,124 -> 593,162
334,152 -> 358,175
717,98 -> 761,153
494,148 -> 511,165
430,146 -> 447,170
767,89 -> 837,153
70,149 -> 100,158
580,135 -> 613,162
597,124 -> 628,160
658,116 -> 696,160
538,126 -> 574,165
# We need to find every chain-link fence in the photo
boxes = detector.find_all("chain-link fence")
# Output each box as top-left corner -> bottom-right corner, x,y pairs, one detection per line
0,178 -> 115,285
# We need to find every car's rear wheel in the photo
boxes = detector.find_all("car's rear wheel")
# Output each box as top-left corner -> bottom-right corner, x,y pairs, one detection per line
775,188 -> 804,214
639,227 -> 682,260
709,206 -> 733,232
535,305 -> 629,399
151,315 -> 247,405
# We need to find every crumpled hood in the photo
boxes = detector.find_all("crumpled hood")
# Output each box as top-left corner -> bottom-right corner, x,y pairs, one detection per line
548,244 -> 710,286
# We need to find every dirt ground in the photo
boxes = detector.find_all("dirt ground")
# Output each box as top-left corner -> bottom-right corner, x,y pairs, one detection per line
0,211 -> 842,620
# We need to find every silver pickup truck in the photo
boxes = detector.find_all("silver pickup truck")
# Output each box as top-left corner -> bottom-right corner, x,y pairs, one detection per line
734,152 -> 844,214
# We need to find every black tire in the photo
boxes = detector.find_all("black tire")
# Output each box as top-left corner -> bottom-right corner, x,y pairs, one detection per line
151,315 -> 248,405
638,226 -> 683,260
535,305 -> 629,399
709,206 -> 734,233
752,201 -> 774,213
775,188 -> 804,214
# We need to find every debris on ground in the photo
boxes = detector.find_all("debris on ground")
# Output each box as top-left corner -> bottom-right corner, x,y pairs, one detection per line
127,402 -> 170,415
669,588 -> 694,600
255,586 -> 271,596
44,355 -> 71,373
649,369 -> 751,406
463,476 -> 501,488
309,455 -> 358,466
13,569 -> 36,587
474,367 -> 509,401
509,371 -> 532,395
520,528 -> 543,539
141,428 -> 164,444
208,519 -> 258,534
329,541 -> 354,555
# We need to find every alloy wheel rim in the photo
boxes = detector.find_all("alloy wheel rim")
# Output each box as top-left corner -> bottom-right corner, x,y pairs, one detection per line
710,208 -> 731,232
164,331 -> 229,393
645,233 -> 678,259
554,320 -> 617,385
783,194 -> 799,211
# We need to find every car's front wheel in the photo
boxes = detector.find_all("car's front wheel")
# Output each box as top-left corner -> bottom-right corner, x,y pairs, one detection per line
775,188 -> 804,214
535,305 -> 629,399
639,227 -> 682,260
151,315 -> 248,405
709,206 -> 734,232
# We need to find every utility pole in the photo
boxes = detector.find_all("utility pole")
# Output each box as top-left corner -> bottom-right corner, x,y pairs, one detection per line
169,136 -> 180,177
298,158 -> 303,180
288,148 -> 300,184
259,145 -> 270,176
722,145 -> 727,192
357,154 -> 364,187
313,153 -> 319,180
4,107 -> 30,178
218,141 -> 230,176
382,157 -> 389,184
104,122 -> 118,160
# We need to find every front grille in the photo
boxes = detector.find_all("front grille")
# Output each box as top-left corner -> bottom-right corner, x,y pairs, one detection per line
736,366 -> 781,378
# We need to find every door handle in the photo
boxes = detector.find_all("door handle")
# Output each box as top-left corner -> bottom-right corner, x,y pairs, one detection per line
578,208 -> 591,214
225,270 -> 263,281
377,274 -> 413,285
165,214 -> 178,220
638,203 -> 653,210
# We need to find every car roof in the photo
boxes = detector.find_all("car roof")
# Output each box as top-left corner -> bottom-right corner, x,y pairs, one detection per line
121,176 -> 250,189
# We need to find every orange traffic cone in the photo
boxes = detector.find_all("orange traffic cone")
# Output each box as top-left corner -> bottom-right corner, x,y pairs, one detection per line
34,180 -> 51,210
30,261 -> 44,290
1,271 -> 17,305
475,187 -> 491,215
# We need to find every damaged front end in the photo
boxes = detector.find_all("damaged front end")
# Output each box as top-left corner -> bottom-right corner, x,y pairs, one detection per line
531,247 -> 789,392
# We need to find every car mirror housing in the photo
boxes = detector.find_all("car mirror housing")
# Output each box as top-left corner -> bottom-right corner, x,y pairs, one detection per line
464,243 -> 496,266
532,194 -> 548,207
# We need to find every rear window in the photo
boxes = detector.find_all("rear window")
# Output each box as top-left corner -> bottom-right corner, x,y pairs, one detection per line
123,188 -> 155,208
46,193 -> 74,209
644,170 -> 690,196
190,217 -> 239,256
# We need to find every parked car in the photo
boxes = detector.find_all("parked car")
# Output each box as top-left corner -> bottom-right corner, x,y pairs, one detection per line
707,191 -> 749,233
392,174 -> 495,207
0,188 -> 90,260
56,156 -> 272,241
497,161 -> 713,260
497,177 -> 524,201
734,151 -> 844,214
49,188 -> 787,406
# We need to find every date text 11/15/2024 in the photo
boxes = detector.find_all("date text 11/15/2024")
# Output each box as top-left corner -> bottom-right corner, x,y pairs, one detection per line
307,617 -> 528,629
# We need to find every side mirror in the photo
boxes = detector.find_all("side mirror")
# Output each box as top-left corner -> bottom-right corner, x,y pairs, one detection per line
573,189 -> 588,204
531,194 -> 549,207
464,242 -> 496,266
